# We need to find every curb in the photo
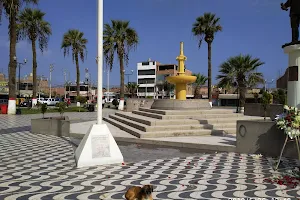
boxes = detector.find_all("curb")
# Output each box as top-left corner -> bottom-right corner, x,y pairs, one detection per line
70,132 -> 236,153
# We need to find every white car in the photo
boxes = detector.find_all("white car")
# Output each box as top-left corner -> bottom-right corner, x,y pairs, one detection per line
40,98 -> 59,106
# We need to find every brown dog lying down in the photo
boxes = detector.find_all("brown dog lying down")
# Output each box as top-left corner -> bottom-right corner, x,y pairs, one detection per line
125,184 -> 154,200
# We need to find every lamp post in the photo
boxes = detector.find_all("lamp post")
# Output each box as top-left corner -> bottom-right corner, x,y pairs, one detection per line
264,79 -> 274,92
49,64 -> 54,98
63,70 -> 68,99
124,69 -> 134,84
13,56 -> 27,111
233,82 -> 239,113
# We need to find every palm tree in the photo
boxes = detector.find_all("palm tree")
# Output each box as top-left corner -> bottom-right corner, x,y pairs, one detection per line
103,20 -> 138,110
192,73 -> 207,99
0,0 -> 38,114
126,82 -> 139,98
61,29 -> 88,96
192,13 -> 222,104
17,8 -> 51,105
216,54 -> 265,107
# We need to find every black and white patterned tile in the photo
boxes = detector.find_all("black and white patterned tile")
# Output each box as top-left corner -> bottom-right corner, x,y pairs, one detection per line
0,132 -> 299,199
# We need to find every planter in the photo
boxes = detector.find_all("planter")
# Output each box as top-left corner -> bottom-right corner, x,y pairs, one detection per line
244,103 -> 284,120
31,116 -> 70,137
236,120 -> 298,158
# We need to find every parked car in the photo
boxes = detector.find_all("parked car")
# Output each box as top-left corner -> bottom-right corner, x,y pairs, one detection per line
37,98 -> 44,103
0,99 -> 8,105
20,99 -> 32,107
40,98 -> 60,106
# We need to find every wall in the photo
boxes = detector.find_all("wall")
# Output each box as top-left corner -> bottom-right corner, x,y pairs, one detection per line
276,68 -> 288,90
236,120 -> 298,158
244,103 -> 283,120
125,98 -> 154,112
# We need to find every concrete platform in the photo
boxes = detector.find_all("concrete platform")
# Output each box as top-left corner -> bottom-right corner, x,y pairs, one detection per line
70,120 -> 236,153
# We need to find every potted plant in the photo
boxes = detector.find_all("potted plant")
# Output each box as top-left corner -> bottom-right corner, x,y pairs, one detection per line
261,91 -> 272,120
31,102 -> 70,137
41,103 -> 47,119
57,102 -> 67,119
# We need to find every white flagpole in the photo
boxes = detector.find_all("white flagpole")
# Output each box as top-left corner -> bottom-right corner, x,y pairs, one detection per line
97,0 -> 103,124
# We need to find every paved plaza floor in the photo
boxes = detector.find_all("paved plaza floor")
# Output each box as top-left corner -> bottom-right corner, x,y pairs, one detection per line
0,112 -> 300,199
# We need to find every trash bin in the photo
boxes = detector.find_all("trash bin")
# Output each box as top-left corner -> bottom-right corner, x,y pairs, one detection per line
88,104 -> 95,112
1,104 -> 8,114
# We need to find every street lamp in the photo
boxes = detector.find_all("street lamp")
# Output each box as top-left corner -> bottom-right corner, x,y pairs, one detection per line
49,64 -> 54,98
124,69 -> 134,84
264,79 -> 274,92
13,56 -> 27,114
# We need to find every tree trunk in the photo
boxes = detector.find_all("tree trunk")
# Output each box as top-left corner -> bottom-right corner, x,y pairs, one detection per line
8,15 -> 17,114
75,54 -> 80,97
194,85 -> 199,99
238,82 -> 246,107
32,40 -> 37,99
119,56 -> 125,100
207,42 -> 212,102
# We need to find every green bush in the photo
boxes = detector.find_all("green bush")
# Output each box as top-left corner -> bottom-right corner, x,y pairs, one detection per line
76,96 -> 87,104
57,102 -> 67,117
40,103 -> 47,119
112,99 -> 119,108
262,91 -> 272,120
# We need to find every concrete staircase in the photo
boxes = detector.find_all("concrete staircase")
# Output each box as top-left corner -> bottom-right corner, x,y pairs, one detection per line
103,107 -> 263,138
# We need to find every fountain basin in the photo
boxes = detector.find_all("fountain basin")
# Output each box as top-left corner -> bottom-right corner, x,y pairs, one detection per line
166,75 -> 196,84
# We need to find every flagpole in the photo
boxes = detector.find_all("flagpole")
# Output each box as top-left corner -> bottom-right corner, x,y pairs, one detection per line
97,0 -> 103,124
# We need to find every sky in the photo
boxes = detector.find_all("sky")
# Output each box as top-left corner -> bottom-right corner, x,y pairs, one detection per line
0,0 -> 291,88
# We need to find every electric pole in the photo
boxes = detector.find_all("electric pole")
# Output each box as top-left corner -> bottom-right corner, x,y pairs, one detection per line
49,64 -> 54,98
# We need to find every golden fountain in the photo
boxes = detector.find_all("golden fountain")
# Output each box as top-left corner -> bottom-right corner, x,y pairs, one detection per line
166,42 -> 196,100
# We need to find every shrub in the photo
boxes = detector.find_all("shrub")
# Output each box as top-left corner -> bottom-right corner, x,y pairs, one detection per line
57,102 -> 67,118
76,96 -> 87,104
262,91 -> 272,120
41,103 -> 47,119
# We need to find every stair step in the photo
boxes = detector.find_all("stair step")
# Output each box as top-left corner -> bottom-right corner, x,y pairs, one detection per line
109,114 -> 148,131
103,117 -> 144,138
115,112 -> 201,126
139,108 -> 236,115
104,117 -> 215,138
133,110 -> 243,120
110,114 -> 209,132
211,128 -> 236,136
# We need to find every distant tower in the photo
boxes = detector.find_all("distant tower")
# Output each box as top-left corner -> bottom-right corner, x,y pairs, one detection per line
148,58 -> 151,62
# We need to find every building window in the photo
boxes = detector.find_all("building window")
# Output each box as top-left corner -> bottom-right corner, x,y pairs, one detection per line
153,61 -> 155,65
142,62 -> 149,66
138,87 -> 154,93
138,69 -> 155,75
138,78 -> 155,84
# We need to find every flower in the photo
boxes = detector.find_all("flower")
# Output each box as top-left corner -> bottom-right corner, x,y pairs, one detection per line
276,105 -> 300,139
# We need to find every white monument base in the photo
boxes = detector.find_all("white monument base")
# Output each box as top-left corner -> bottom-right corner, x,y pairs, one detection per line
32,98 -> 37,107
7,99 -> 16,115
75,123 -> 124,168
283,44 -> 300,108
118,99 -> 124,110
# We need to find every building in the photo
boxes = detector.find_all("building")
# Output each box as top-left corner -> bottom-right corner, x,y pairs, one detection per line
136,60 -> 195,98
136,60 -> 158,98
0,72 -> 49,98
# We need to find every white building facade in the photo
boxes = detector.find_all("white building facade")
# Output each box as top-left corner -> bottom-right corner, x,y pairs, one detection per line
137,60 -> 157,98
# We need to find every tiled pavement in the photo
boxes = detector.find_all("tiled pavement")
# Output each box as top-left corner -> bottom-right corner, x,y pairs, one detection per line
0,113 -> 300,199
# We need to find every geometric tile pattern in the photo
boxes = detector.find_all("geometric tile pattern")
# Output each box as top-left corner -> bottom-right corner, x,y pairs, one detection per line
0,133 -> 300,199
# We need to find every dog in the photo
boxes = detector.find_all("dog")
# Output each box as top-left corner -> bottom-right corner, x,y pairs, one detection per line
125,184 -> 154,200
